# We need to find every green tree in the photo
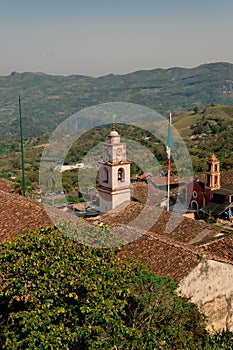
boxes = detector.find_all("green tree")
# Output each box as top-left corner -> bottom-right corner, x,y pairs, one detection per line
0,226 -> 232,349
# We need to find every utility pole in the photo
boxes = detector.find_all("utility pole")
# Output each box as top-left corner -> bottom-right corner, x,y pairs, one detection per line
166,112 -> 173,212
19,95 -> 26,197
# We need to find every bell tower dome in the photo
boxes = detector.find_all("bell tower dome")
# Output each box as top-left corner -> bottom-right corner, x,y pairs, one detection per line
98,126 -> 131,213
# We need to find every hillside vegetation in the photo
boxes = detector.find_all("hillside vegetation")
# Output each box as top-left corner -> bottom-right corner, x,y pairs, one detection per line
0,104 -> 232,194
173,105 -> 233,172
1,62 -> 233,139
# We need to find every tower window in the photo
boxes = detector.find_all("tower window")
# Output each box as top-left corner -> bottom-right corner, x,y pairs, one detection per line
193,190 -> 198,198
118,168 -> 125,182
102,167 -> 108,183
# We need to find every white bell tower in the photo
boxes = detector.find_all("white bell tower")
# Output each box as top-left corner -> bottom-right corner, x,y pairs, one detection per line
99,126 -> 131,213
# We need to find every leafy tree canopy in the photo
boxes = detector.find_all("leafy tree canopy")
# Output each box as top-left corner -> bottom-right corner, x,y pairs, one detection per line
0,226 -> 232,349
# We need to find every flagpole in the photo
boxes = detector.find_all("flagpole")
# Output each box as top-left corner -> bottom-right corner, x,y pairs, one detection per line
19,95 -> 26,197
166,112 -> 173,212
167,160 -> 170,212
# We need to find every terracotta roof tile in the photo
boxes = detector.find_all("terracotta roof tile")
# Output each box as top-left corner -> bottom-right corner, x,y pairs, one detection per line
149,212 -> 221,245
149,175 -> 193,187
131,182 -> 165,205
116,230 -> 202,281
0,179 -> 14,193
220,170 -> 233,186
101,196 -> 221,247
116,225 -> 233,280
200,235 -> 233,263
0,190 -> 52,243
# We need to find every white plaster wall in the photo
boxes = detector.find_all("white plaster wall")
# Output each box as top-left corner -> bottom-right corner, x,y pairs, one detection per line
178,259 -> 233,331
99,188 -> 131,212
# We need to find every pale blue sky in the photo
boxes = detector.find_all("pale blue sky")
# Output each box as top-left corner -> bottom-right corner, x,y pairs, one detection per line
1,0 -> 233,76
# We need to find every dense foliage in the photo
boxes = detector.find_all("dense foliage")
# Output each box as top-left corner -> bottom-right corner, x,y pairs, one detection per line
0,226 -> 232,349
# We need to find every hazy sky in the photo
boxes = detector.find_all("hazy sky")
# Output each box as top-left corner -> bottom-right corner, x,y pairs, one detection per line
1,0 -> 233,76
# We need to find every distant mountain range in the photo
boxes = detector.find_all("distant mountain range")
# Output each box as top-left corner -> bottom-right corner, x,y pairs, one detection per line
1,62 -> 233,139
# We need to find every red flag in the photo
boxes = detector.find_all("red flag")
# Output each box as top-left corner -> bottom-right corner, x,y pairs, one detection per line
168,157 -> 171,171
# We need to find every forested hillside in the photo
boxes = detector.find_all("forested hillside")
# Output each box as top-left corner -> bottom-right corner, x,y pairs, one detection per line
1,62 -> 233,139
0,104 -> 232,191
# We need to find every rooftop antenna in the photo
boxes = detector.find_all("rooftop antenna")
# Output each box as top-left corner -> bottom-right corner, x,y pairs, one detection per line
19,95 -> 26,197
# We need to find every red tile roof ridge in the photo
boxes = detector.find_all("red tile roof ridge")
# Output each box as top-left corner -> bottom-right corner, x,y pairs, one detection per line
0,189 -> 43,206
118,224 -> 233,267
198,233 -> 231,247
149,230 -> 233,266
116,228 -> 201,281
197,234 -> 233,265
127,225 -> 202,256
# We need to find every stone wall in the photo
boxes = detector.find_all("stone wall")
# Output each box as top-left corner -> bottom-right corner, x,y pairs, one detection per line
178,259 -> 233,331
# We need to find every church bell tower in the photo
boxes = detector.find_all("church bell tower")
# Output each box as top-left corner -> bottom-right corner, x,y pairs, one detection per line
98,126 -> 131,213
205,154 -> 220,190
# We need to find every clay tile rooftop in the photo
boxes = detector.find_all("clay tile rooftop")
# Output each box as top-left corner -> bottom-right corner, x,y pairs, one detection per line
1,179 -> 233,280
199,235 -> 233,263
116,228 -> 202,282
0,190 -> 53,243
101,199 -> 222,247
0,178 -> 14,193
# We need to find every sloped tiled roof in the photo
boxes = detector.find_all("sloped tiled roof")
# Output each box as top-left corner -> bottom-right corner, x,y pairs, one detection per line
101,201 -> 144,227
131,182 -> 148,204
116,224 -> 233,281
149,211 -> 221,245
149,175 -> 193,187
0,190 -> 53,243
220,170 -> 233,186
101,182 -> 165,227
131,182 -> 165,205
200,235 -> 233,263
101,201 -> 221,246
0,179 -> 14,193
116,229 -> 202,281
1,186 -> 233,284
